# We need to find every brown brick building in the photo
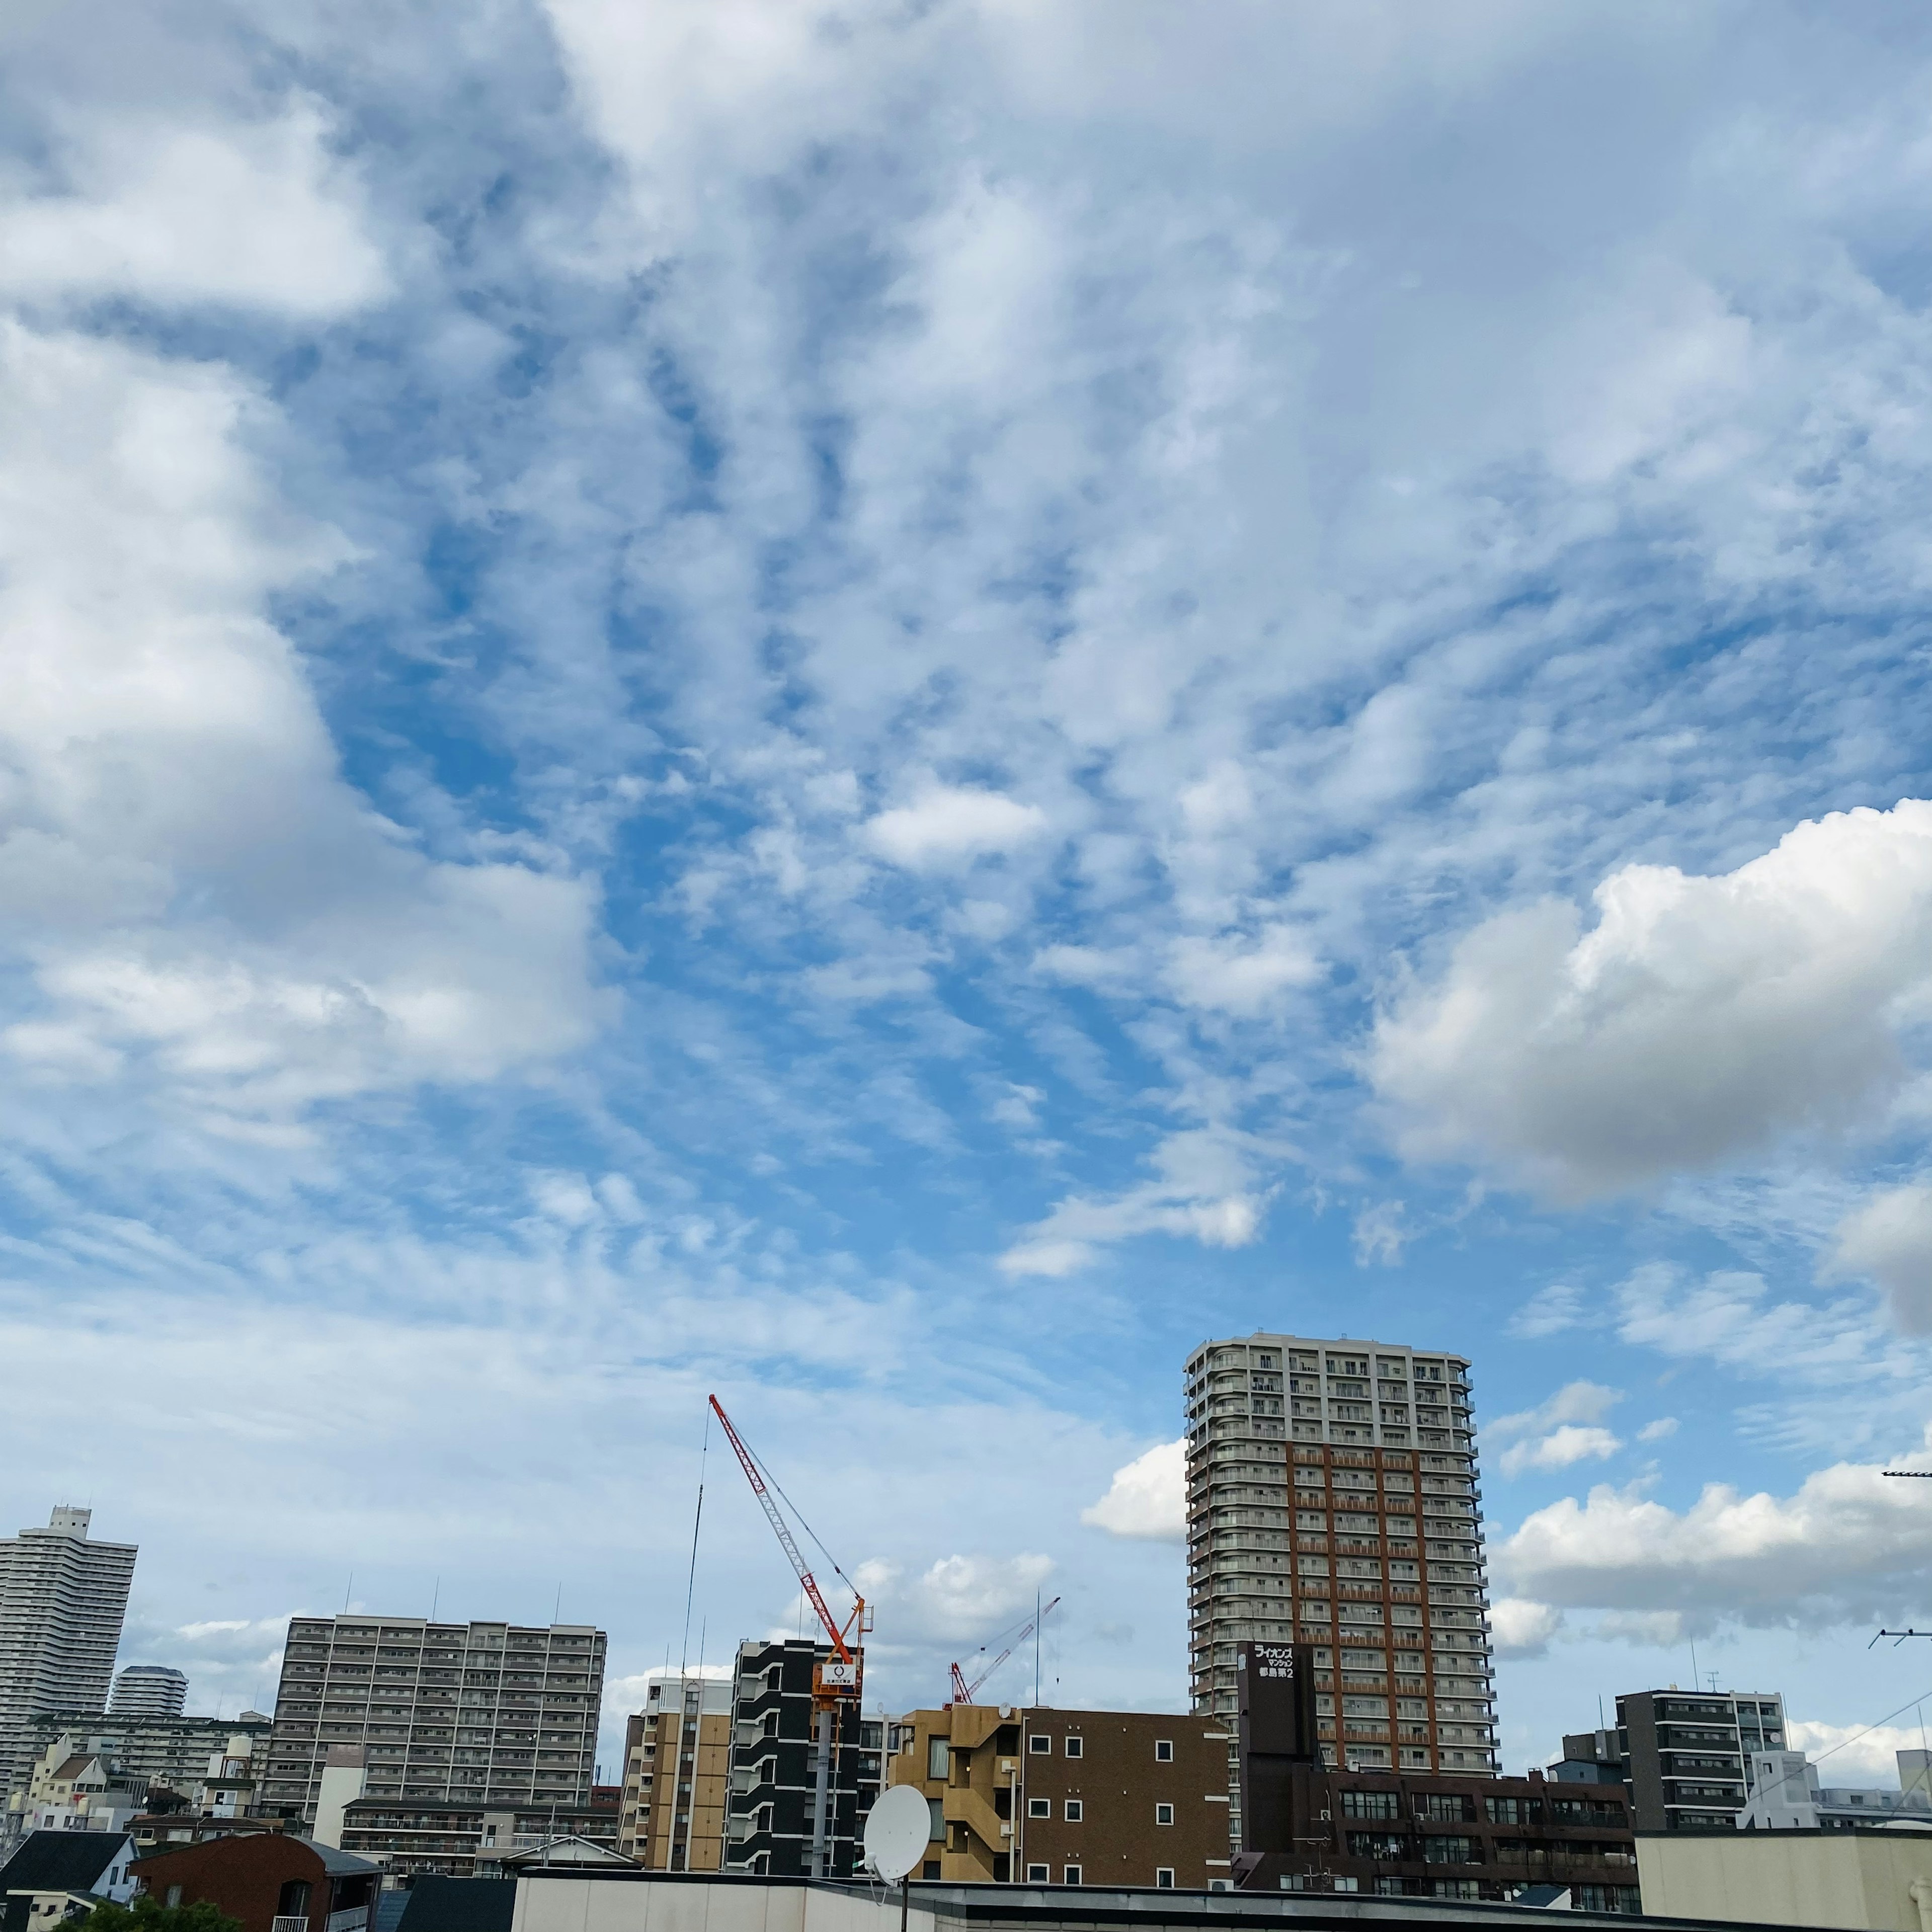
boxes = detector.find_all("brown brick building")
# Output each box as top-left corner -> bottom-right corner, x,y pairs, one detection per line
131,1830 -> 379,1932
1236,1765 -> 1638,1910
890,1706 -> 1231,1889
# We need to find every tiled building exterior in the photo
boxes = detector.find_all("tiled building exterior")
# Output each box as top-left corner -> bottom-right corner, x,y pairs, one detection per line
889,1704 -> 1233,1890
1186,1333 -> 1495,1840
617,1674 -> 732,1869
722,1640 -> 881,1877
263,1618 -> 605,1823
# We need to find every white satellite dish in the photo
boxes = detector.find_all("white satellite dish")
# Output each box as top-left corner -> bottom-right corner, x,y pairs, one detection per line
864,1783 -> 931,1884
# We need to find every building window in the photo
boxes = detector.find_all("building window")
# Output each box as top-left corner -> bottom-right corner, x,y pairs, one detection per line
1156,1869 -> 1175,1889
1025,1865 -> 1049,1883
1340,1790 -> 1400,1820
1155,1802 -> 1175,1825
165,1891 -> 183,1909
927,1739 -> 949,1780
1027,1798 -> 1050,1819
1155,1740 -> 1173,1762
1028,1735 -> 1051,1755
1065,1737 -> 1083,1758
927,1798 -> 944,1842
1064,1866 -> 1082,1885
922,1863 -> 939,1881
1065,1800 -> 1083,1821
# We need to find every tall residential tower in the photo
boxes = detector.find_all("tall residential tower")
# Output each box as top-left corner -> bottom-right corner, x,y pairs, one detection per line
0,1507 -> 138,1808
1185,1332 -> 1496,1822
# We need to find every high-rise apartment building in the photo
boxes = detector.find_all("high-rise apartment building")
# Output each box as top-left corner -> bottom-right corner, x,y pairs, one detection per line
1562,1690 -> 1787,1832
110,1667 -> 189,1719
261,1617 -> 606,1823
722,1639 -> 882,1877
617,1674 -> 732,1869
0,1507 -> 138,1808
1185,1332 -> 1496,1831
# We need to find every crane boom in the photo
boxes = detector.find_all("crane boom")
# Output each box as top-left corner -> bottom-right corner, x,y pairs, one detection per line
709,1394 -> 852,1662
952,1595 -> 1060,1704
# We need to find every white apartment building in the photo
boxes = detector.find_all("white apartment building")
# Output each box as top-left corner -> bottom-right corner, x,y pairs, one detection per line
263,1616 -> 607,1823
1185,1330 -> 1496,1835
0,1507 -> 138,1809
1738,1748 -> 1932,1832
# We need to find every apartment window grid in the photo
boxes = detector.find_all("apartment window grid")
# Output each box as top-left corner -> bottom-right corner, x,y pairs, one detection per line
262,1616 -> 606,1822
1183,1331 -> 1495,1839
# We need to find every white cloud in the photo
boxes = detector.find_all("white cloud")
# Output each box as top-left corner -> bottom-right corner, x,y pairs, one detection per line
1372,801 -> 1932,1201
0,103 -> 389,316
998,1128 -> 1273,1276
1827,1181 -> 1932,1333
1498,1432 -> 1932,1628
1592,1609 -> 1685,1648
1500,1425 -> 1623,1478
1082,1440 -> 1185,1542
1788,1721 -> 1931,1789
0,321 -> 606,1129
1161,926 -> 1320,1016
839,1552 -> 1056,1648
1351,1200 -> 1410,1267
1508,1283 -> 1593,1340
1491,1598 -> 1564,1659
1638,1417 -> 1680,1443
1491,1381 -> 1623,1476
863,784 -> 1049,870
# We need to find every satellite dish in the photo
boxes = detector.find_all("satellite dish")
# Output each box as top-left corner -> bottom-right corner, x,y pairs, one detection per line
864,1783 -> 931,1883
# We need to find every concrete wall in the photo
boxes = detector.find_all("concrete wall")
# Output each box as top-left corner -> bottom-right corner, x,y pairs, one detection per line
514,1877 -> 935,1932
1636,1831 -> 1932,1930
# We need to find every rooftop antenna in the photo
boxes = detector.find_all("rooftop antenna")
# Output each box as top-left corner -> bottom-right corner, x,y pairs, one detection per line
431,1578 -> 440,1622
343,1573 -> 353,1614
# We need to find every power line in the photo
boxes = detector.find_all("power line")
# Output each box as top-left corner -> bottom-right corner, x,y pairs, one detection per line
1807,1686 -> 1932,1768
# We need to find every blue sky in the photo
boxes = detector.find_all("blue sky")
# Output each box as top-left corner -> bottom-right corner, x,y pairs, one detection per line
4,0 -> 1932,1786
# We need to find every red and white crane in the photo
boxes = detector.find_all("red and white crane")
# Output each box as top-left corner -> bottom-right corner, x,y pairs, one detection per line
709,1395 -> 871,1876
949,1596 -> 1060,1705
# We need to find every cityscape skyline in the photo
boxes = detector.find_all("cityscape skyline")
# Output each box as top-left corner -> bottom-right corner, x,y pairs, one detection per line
7,0 -> 1932,1838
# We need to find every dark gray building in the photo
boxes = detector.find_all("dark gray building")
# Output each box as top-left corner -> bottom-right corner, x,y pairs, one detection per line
263,1617 -> 606,1823
1559,1689 -> 1786,1832
721,1639 -> 881,1877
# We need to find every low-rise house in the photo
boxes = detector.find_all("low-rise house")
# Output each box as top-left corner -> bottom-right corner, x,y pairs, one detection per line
0,1830 -> 137,1932
131,1831 -> 378,1932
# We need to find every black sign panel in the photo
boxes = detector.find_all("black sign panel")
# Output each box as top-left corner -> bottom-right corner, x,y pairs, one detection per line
1236,1641 -> 1322,1858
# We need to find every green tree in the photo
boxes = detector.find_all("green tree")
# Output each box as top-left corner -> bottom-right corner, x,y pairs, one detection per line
79,1897 -> 243,1932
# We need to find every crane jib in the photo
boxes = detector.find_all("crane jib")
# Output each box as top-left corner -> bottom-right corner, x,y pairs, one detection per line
708,1393 -> 859,1670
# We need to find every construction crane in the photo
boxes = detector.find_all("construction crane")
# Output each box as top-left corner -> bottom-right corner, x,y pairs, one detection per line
708,1395 -> 871,1879
949,1597 -> 1060,1705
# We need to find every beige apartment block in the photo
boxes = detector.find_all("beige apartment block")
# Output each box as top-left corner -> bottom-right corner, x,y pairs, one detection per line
1185,1331 -> 1495,1838
618,1675 -> 731,1870
889,1705 -> 1233,1890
